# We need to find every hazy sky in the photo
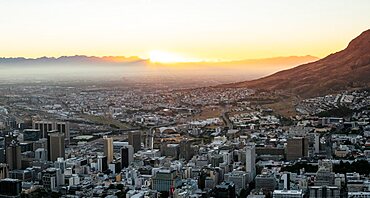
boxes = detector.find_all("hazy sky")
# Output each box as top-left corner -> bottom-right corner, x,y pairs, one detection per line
1,0 -> 369,61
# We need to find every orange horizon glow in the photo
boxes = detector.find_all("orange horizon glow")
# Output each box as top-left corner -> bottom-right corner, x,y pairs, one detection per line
0,1 -> 369,61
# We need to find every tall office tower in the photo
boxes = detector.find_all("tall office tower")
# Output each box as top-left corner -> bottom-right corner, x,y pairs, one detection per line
128,131 -> 141,152
103,136 -> 114,164
42,168 -> 63,191
121,145 -> 134,168
0,178 -> 22,197
152,169 -> 182,193
145,129 -> 155,149
55,157 -> 66,174
314,133 -> 320,154
179,140 -> 194,161
286,137 -> 309,160
0,137 -> 4,149
315,160 -> 335,186
0,148 -> 5,163
33,121 -> 70,145
224,171 -> 248,195
309,186 -> 340,198
47,133 -> 65,162
4,134 -> 17,148
6,139 -> 21,171
33,120 -> 54,138
97,156 -> 108,172
255,171 -> 277,193
22,129 -> 41,142
213,182 -> 236,198
245,143 -> 256,181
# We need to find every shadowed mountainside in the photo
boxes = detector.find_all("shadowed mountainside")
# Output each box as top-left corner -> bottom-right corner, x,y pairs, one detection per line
219,29 -> 370,98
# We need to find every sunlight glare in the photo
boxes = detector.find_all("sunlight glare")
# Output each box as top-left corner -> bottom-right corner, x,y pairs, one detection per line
149,50 -> 192,63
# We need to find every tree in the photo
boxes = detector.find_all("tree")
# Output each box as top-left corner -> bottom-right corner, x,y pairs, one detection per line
239,189 -> 248,198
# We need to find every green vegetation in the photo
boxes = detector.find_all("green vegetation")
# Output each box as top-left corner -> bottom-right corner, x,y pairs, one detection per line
23,189 -> 61,198
281,162 -> 318,173
317,106 -> 353,117
334,160 -> 370,175
82,114 -> 131,129
282,160 -> 370,175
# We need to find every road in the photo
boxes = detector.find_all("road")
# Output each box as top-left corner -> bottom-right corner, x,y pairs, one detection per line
221,109 -> 233,129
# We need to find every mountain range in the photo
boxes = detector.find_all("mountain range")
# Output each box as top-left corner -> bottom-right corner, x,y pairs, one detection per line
0,55 -> 318,68
220,29 -> 370,98
0,55 -> 147,65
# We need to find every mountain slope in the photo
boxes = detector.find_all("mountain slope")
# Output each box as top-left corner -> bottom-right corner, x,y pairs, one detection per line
221,29 -> 370,97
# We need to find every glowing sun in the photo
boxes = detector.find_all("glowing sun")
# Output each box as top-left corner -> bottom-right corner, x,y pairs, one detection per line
149,50 -> 192,63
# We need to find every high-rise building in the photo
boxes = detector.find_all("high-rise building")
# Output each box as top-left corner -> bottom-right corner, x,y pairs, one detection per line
161,143 -> 179,159
214,182 -> 236,198
0,178 -> 22,197
103,136 -> 114,164
314,133 -> 320,154
286,137 -> 308,160
152,169 -> 182,193
108,161 -> 122,175
4,134 -> 17,148
245,143 -> 256,181
33,121 -> 70,144
6,139 -> 21,171
47,133 -> 65,162
97,156 -> 108,172
35,148 -> 47,161
9,169 -> 33,182
42,168 -> 63,191
121,145 -> 134,168
309,186 -> 340,198
0,148 -> 5,163
128,131 -> 141,152
255,171 -> 277,193
315,160 -> 335,186
224,171 -> 248,195
22,129 -> 41,142
55,157 -> 66,174
179,140 -> 194,161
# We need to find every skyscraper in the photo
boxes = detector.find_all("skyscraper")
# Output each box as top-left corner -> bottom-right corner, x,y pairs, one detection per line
224,171 -> 248,195
245,143 -> 256,181
55,157 -> 66,174
47,133 -> 65,162
179,139 -> 194,161
22,129 -> 41,141
0,178 -> 22,197
5,138 -> 21,171
121,145 -> 134,168
97,156 -> 108,172
213,182 -> 236,198
33,121 -> 70,145
128,131 -> 141,152
42,168 -> 63,191
103,136 -> 114,164
286,137 -> 309,160
152,169 -> 182,193
0,148 -> 5,163
314,133 -> 320,154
